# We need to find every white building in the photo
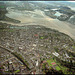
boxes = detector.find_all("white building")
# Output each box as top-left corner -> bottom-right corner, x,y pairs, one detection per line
52,52 -> 59,57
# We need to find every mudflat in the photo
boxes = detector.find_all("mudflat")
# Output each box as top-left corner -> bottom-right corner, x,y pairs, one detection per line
1,7 -> 75,40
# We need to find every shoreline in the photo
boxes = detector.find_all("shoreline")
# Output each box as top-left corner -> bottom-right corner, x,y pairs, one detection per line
1,7 -> 75,40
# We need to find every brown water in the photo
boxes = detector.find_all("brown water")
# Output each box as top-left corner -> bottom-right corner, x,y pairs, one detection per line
1,7 -> 75,40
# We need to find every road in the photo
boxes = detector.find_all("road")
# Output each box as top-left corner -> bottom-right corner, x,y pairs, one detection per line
0,45 -> 30,70
1,57 -> 15,64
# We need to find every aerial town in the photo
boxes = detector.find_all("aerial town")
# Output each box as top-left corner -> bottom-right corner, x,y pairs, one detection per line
0,1 -> 75,75
0,25 -> 75,74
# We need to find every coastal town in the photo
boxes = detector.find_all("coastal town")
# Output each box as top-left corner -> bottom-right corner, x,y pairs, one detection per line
0,1 -> 75,74
0,25 -> 75,74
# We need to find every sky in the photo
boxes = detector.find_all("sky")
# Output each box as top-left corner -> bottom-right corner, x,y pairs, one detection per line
68,1 -> 75,3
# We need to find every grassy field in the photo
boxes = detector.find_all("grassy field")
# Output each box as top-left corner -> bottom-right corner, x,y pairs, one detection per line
46,58 -> 71,74
55,66 -> 61,71
14,70 -> 20,73
47,59 -> 61,71
54,59 -> 73,74
47,59 -> 55,66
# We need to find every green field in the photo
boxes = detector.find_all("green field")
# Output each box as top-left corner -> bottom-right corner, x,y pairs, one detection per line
47,59 -> 61,71
14,70 -> 20,73
47,59 -> 54,66
46,59 -> 70,74
54,59 -> 72,74
55,66 -> 61,71
40,36 -> 44,39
